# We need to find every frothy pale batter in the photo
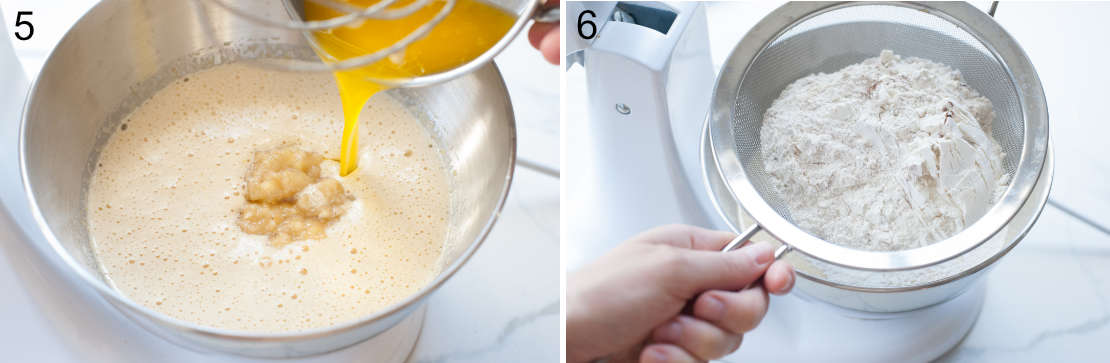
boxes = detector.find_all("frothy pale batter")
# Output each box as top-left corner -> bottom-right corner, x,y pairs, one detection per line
86,63 -> 449,332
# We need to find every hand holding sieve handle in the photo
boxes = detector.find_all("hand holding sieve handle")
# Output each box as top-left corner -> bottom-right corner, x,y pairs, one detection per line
722,224 -> 791,291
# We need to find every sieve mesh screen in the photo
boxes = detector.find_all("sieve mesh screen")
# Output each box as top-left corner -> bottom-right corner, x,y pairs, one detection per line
730,4 -> 1023,234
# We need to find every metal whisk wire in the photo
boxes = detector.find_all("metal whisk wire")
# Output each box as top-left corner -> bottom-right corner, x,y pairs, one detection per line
198,0 -> 440,30
192,0 -> 457,73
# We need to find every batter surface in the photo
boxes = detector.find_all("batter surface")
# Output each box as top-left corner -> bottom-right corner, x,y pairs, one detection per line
86,63 -> 449,332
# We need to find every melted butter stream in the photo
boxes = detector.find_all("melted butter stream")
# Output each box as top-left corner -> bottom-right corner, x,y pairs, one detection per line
305,0 -> 515,176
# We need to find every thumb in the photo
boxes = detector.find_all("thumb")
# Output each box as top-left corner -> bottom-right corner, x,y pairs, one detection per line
661,242 -> 775,299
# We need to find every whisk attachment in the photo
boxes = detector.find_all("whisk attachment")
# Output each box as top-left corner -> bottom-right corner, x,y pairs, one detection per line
192,0 -> 557,86
199,0 -> 440,30
195,0 -> 456,74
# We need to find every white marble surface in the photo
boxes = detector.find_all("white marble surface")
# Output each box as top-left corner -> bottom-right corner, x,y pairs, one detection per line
0,0 -> 559,361
566,1 -> 1110,362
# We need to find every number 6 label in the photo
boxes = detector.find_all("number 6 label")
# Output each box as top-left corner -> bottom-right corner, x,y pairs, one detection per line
577,10 -> 596,40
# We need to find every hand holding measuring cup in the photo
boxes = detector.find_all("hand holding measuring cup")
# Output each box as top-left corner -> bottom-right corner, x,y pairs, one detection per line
567,224 -> 794,363
528,0 -> 560,64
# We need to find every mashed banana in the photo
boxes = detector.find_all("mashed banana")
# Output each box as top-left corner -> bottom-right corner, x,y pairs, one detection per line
238,146 -> 351,246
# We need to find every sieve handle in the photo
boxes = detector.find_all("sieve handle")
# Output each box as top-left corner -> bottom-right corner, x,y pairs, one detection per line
721,223 -> 791,260
722,224 -> 791,291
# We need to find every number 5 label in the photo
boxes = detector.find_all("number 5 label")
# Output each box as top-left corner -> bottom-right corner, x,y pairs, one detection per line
14,11 -> 33,41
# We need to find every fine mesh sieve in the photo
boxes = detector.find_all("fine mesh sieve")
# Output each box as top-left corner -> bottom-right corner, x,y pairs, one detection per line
709,2 -> 1049,272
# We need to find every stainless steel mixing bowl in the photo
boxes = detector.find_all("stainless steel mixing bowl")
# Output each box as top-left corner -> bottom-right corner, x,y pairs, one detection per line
18,0 -> 515,357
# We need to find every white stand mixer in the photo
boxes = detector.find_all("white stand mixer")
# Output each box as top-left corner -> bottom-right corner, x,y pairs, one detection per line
564,2 -> 985,361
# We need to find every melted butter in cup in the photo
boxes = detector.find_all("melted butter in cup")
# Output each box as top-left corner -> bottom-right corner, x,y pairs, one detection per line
304,0 -> 515,175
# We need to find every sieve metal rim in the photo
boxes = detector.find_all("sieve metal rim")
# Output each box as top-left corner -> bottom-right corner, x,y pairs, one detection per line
702,117 -> 1054,293
708,1 -> 1049,271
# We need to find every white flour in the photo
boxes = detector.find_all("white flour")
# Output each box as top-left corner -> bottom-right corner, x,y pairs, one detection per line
761,50 -> 1009,252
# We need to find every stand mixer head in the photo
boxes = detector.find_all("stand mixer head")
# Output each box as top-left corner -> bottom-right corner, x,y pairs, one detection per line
563,1 -> 718,270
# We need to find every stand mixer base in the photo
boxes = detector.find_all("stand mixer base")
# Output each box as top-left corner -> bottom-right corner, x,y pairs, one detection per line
723,281 -> 985,363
